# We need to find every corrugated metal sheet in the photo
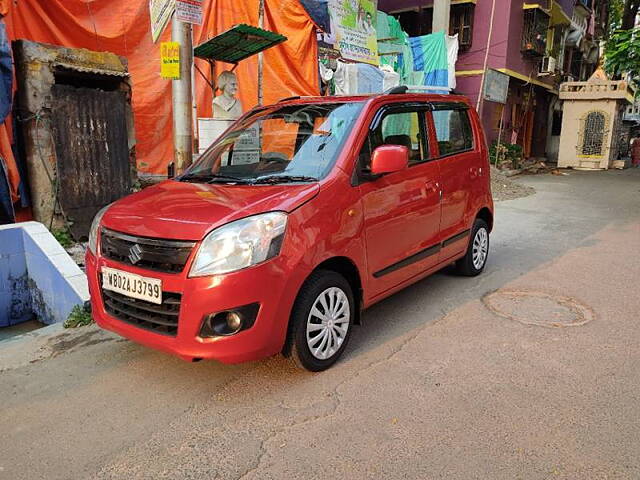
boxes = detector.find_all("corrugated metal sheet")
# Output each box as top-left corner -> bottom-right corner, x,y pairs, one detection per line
53,62 -> 130,77
51,85 -> 131,239
193,24 -> 287,63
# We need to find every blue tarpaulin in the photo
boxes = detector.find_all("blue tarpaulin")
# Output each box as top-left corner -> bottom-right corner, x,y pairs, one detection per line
0,155 -> 15,223
0,21 -> 12,123
299,0 -> 330,33
0,19 -> 15,221
409,31 -> 449,91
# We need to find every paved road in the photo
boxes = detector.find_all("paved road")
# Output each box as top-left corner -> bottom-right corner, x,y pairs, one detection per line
1,169 -> 639,480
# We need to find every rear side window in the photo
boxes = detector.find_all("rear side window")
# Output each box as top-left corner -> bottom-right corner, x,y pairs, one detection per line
432,108 -> 474,156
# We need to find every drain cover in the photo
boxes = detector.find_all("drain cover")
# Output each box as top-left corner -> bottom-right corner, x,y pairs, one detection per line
482,290 -> 594,328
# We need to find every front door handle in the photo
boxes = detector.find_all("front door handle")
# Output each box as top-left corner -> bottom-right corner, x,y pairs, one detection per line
425,181 -> 442,199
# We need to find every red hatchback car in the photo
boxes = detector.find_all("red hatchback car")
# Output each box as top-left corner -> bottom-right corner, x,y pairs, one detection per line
87,91 -> 493,371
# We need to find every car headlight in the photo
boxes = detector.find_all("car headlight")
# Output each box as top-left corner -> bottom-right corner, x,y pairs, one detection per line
189,212 -> 288,277
88,205 -> 111,255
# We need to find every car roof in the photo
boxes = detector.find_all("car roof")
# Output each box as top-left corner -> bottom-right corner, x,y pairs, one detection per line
274,92 -> 472,108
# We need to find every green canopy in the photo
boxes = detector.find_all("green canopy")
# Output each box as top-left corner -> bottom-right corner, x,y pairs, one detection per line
193,24 -> 287,64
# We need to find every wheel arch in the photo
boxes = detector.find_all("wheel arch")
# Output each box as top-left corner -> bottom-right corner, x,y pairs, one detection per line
281,255 -> 364,357
476,207 -> 494,232
313,257 -> 363,322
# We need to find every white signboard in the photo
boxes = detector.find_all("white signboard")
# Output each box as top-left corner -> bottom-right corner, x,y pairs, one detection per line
232,125 -> 261,165
176,0 -> 203,25
149,0 -> 175,43
483,69 -> 510,104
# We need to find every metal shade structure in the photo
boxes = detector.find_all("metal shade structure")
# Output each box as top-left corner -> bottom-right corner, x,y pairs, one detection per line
194,24 -> 287,64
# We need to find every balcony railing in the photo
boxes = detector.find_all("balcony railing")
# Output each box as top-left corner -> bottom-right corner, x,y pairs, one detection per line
559,80 -> 635,101
521,7 -> 550,57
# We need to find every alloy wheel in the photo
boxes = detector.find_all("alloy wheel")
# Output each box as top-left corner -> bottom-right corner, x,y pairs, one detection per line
306,287 -> 351,360
472,227 -> 489,270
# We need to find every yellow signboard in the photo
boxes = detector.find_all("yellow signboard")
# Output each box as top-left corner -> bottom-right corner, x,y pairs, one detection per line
160,42 -> 180,80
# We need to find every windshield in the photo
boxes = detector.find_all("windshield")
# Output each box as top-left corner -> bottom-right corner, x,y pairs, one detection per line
181,102 -> 364,184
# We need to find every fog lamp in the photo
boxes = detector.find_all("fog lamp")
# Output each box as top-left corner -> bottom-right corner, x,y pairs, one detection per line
225,312 -> 243,332
199,303 -> 260,338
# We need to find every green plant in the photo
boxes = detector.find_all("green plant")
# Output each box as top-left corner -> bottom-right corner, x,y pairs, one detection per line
605,27 -> 640,90
489,141 -> 523,169
52,227 -> 74,248
64,304 -> 93,328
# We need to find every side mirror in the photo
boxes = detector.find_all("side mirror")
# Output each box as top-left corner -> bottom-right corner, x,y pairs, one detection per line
370,145 -> 409,175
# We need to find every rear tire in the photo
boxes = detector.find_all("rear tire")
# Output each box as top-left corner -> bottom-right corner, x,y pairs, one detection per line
455,219 -> 490,276
289,270 -> 354,372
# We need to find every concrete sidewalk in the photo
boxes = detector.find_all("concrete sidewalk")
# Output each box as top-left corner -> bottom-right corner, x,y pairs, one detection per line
1,169 -> 639,480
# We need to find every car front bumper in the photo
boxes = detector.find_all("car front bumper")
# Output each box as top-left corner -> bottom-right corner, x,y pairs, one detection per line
86,250 -> 303,364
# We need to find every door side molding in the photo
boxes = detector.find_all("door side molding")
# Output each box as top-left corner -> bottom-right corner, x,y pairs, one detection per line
373,229 -> 471,278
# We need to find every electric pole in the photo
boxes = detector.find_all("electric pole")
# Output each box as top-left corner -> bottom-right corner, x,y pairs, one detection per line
258,0 -> 265,105
171,14 -> 194,174
432,0 -> 451,34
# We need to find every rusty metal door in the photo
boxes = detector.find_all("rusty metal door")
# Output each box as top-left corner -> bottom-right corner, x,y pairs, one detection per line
51,85 -> 131,239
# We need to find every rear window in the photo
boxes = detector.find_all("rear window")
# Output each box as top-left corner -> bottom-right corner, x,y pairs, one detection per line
432,109 -> 474,156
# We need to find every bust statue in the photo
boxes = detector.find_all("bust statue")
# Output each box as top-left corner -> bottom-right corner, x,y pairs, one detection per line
213,71 -> 243,120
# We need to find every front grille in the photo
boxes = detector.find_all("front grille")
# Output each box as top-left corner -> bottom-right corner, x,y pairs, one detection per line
101,228 -> 196,274
102,288 -> 182,336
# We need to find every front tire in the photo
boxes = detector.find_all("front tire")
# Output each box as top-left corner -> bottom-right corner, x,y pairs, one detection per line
289,270 -> 354,372
455,219 -> 490,276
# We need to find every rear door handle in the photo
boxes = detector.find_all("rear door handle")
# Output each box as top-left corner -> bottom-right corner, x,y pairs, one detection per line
469,167 -> 483,177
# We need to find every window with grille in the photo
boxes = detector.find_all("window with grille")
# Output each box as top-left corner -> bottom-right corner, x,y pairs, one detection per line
581,112 -> 606,156
450,4 -> 474,49
521,8 -> 550,57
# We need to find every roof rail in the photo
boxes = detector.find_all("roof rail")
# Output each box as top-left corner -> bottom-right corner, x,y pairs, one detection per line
385,85 -> 451,95
385,86 -> 409,95
278,95 -> 301,102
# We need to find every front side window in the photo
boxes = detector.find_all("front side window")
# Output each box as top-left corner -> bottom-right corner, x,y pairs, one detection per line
182,102 -> 364,184
432,109 -> 474,156
359,109 -> 428,171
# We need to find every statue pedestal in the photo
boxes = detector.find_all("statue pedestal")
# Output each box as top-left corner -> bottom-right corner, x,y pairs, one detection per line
198,118 -> 233,154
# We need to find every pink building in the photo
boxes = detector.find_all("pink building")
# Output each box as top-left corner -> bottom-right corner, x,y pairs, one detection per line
378,0 -> 608,162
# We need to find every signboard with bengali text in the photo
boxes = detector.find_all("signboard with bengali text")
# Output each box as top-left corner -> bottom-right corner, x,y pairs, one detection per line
160,42 -> 180,79
176,0 -> 203,25
328,0 -> 379,66
149,0 -> 175,43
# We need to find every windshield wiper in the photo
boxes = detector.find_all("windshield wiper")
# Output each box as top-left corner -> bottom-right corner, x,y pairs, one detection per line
252,175 -> 318,185
180,173 -> 250,184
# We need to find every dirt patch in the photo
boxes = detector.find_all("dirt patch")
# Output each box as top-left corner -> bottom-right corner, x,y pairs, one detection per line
491,166 -> 536,202
65,243 -> 87,270
482,289 -> 595,328
48,329 -> 118,357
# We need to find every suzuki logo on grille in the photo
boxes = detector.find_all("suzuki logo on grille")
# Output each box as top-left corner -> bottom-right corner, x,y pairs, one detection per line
128,244 -> 143,265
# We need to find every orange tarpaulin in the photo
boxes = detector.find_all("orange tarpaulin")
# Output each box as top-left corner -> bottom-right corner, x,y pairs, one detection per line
0,123 -> 19,203
1,0 -> 318,180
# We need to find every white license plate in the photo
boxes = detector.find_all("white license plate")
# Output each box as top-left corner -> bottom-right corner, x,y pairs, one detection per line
102,267 -> 162,305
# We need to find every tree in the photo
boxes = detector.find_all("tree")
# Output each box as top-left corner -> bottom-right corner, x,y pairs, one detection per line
621,0 -> 640,30
605,27 -> 640,82
608,0 -> 625,35
605,0 -> 640,85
